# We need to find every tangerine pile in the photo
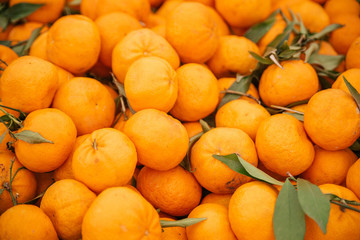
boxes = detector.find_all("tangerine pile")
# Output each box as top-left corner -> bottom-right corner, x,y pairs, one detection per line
0,0 -> 360,239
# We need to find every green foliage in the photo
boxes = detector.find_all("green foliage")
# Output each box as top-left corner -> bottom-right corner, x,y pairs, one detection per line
218,74 -> 252,109
14,130 -> 54,144
297,178 -> 330,233
160,218 -> 206,228
0,3 -> 44,30
244,10 -> 279,43
213,153 -> 284,186
214,153 -> 360,240
273,179 -> 305,240
344,76 -> 360,110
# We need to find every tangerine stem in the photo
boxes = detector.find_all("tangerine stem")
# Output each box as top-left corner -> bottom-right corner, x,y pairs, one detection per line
270,105 -> 304,115
330,200 -> 360,213
220,90 -> 261,105
92,138 -> 98,151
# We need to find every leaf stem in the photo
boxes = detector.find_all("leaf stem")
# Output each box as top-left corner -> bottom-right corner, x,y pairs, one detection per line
0,106 -> 23,128
8,157 -> 18,206
330,200 -> 360,213
270,105 -> 304,115
220,90 -> 261,105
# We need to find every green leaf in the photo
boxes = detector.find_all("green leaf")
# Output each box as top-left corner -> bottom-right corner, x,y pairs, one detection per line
14,130 -> 54,144
298,15 -> 307,35
308,54 -> 344,71
267,21 -> 295,49
318,76 -> 332,90
309,24 -> 344,40
0,41 -> 12,47
304,42 -> 320,63
244,10 -> 279,43
19,26 -> 43,56
297,178 -> 330,234
5,3 -> 44,23
0,114 -> 11,123
273,179 -> 306,240
249,51 -> 273,65
160,218 -> 207,228
278,49 -> 300,59
213,153 -> 284,186
283,112 -> 304,122
11,44 -> 26,56
218,74 -> 251,109
343,76 -> 360,110
0,129 -> 8,144
350,139 -> 360,152
0,15 -> 9,30
314,66 -> 340,80
199,119 -> 211,133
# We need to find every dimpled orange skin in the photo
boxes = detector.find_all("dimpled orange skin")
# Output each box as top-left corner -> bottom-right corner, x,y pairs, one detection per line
201,193 -> 232,208
40,179 -> 96,240
95,12 -> 142,68
0,151 -> 37,215
82,187 -> 162,240
301,146 -> 357,185
229,181 -> 278,240
94,0 -> 151,21
123,109 -> 189,171
0,45 -> 18,74
186,203 -> 237,240
165,2 -> 219,63
54,134 -> 89,181
8,22 -> 48,44
207,35 -> 260,78
259,60 -> 319,107
52,77 -> 115,136
15,108 -> 77,173
124,56 -> 178,113
72,128 -> 137,193
56,66 -> 74,88
258,17 -> 287,54
304,89 -> 360,151
137,166 -> 202,216
170,63 -> 219,121
182,122 -> 203,138
255,114 -> 315,176
29,32 -> 48,60
332,68 -> 360,94
347,158 -> 360,199
10,0 -> 65,23
215,0 -> 271,28
0,205 -> 58,240
47,15 -> 101,74
304,184 -> 360,240
80,0 -> 98,19
329,15 -> 360,55
346,37 -> 360,69
160,217 -> 187,240
112,28 -> 180,84
0,56 -> 58,113
324,0 -> 360,20
207,7 -> 230,37
215,99 -> 271,141
191,127 -> 258,194
288,0 -> 330,33
0,25 -> 13,40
